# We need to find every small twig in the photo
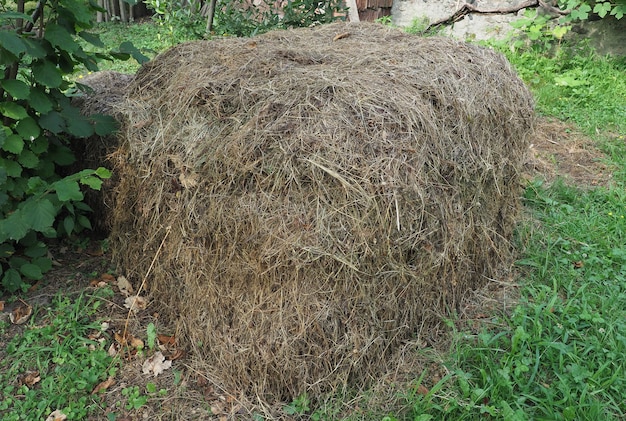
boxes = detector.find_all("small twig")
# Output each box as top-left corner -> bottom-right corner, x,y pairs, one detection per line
121,226 -> 171,348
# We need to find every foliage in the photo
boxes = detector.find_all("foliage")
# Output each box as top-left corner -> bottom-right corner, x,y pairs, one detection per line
501,44 -> 626,134
0,0 -> 145,293
0,289 -> 117,420
145,0 -> 347,40
508,0 -> 625,50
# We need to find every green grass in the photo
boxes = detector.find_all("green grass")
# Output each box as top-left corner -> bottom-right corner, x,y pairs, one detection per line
0,288 -> 117,420
504,44 -> 626,135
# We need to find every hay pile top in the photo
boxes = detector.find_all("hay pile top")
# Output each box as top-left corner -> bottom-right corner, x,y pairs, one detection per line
112,22 -> 534,401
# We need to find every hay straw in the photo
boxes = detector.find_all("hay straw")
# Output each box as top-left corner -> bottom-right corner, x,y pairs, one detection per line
110,21 -> 534,402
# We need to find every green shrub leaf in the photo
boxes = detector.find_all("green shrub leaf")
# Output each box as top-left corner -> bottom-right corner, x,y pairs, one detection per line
0,30 -> 27,56
39,111 -> 66,134
21,198 -> 56,233
55,179 -> 83,201
16,117 -> 41,139
1,268 -> 22,292
44,23 -> 80,53
2,134 -> 24,154
0,158 -> 22,177
29,87 -> 54,114
19,263 -> 43,280
0,211 -> 29,242
32,61 -> 63,88
0,102 -> 28,120
18,150 -> 40,169
1,79 -> 30,100
63,215 -> 75,235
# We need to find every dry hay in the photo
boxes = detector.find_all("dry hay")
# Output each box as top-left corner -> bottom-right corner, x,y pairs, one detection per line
71,71 -> 134,233
110,21 -> 534,402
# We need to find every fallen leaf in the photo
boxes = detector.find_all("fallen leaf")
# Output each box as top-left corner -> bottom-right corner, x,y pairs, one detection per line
114,330 -> 128,345
416,384 -> 429,395
124,295 -> 147,312
108,342 -> 120,357
92,376 -> 115,394
130,336 -> 144,349
142,351 -> 172,377
333,32 -> 350,41
168,348 -> 186,360
101,273 -> 115,282
45,409 -> 67,421
573,261 -> 584,269
117,276 -> 134,296
10,301 -> 32,324
157,334 -> 176,346
20,371 -> 41,387
0,301 -> 4,311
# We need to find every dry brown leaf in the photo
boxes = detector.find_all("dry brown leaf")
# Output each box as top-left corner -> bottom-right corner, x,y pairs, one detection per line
142,351 -> 172,377
124,295 -> 147,312
157,334 -> 176,346
0,300 -> 4,311
416,384 -> 429,395
179,171 -> 199,188
168,349 -> 186,360
333,32 -> 350,41
45,409 -> 67,421
101,273 -> 115,282
130,336 -> 144,349
20,371 -> 41,387
114,330 -> 127,345
91,376 -> 115,394
10,302 -> 32,324
117,276 -> 134,296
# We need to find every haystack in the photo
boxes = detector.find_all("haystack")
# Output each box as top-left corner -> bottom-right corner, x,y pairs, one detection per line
111,22 -> 534,401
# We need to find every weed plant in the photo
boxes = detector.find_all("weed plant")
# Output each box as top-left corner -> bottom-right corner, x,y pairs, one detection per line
0,288 -> 116,420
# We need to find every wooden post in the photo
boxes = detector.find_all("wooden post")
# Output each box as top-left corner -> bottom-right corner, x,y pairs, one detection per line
346,0 -> 360,22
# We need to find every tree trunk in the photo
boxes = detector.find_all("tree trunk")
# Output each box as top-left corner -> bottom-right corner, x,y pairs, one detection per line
118,0 -> 128,22
206,0 -> 217,33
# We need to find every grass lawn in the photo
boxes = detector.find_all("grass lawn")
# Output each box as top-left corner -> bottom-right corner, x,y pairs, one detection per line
1,21 -> 626,420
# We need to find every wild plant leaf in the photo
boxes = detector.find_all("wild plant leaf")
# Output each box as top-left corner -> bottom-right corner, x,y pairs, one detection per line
0,102 -> 28,120
1,268 -> 22,292
95,167 -> 112,179
63,215 -> 75,235
0,158 -> 22,177
32,256 -> 52,272
39,111 -> 66,134
44,23 -> 79,53
49,145 -> 75,166
0,211 -> 29,242
18,150 -> 39,169
19,263 -> 43,280
80,176 -> 103,191
1,79 -> 30,100
0,11 -> 33,22
22,38 -> 48,59
54,179 -> 83,202
16,117 -> 41,139
0,31 -> 27,56
32,61 -> 63,88
66,114 -> 94,138
78,31 -> 105,48
119,41 -> 150,64
2,134 -> 24,154
28,88 -> 54,114
21,198 -> 56,233
92,114 -> 119,136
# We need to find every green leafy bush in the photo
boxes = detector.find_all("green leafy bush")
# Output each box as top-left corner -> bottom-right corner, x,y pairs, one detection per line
0,0 -> 129,292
